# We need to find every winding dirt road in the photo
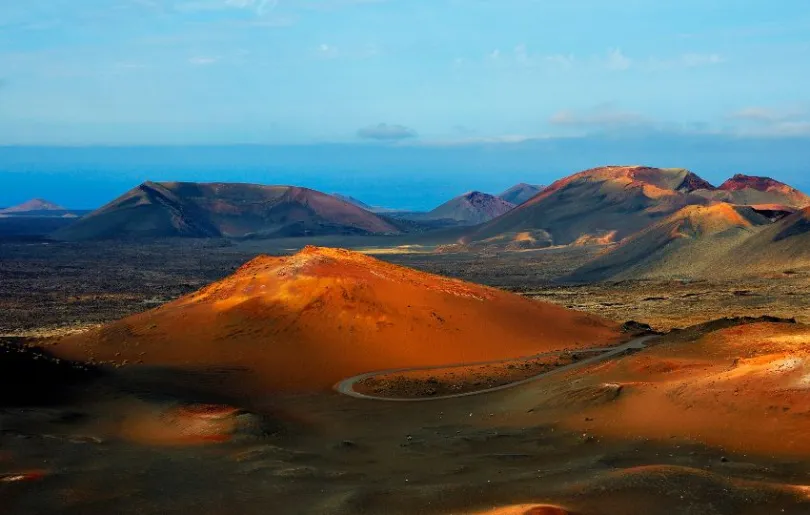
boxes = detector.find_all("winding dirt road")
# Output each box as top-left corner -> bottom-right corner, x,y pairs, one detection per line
334,335 -> 658,402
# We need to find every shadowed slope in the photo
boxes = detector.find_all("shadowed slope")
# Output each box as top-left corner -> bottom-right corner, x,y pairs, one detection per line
715,206 -> 810,273
465,167 -> 712,247
53,247 -> 621,392
53,182 -> 401,240
570,204 -> 772,281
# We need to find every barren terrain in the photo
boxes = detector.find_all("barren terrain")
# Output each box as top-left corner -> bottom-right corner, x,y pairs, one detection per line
3,239 -> 810,336
3,238 -> 810,514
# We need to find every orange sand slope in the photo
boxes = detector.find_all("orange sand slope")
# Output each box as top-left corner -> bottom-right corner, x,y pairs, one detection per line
564,321 -> 810,456
55,247 -> 621,392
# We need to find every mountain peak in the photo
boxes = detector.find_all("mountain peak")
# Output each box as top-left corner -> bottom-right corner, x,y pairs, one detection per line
719,174 -> 794,192
426,191 -> 515,225
676,171 -> 715,192
498,183 -> 545,205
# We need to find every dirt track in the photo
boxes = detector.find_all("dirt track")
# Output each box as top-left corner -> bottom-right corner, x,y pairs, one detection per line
335,335 -> 657,401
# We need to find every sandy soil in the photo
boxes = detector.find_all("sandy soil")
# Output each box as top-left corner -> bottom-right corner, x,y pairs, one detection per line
4,321 -> 810,514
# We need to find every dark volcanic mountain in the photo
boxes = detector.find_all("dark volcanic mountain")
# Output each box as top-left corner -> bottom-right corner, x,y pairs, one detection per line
497,183 -> 545,205
424,191 -> 515,225
692,174 -> 810,208
53,182 -> 401,241
465,166 -> 712,247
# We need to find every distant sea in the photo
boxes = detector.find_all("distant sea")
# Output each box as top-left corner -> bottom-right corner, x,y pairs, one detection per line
2,135 -> 808,210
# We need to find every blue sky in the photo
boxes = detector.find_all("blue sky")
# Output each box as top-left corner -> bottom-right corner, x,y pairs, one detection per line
1,0 -> 809,208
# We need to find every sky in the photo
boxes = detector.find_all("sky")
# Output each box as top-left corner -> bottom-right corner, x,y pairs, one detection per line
1,0 -> 810,208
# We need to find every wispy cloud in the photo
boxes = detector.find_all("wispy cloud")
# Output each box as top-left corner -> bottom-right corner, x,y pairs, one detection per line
225,0 -> 277,15
480,45 -> 576,70
604,48 -> 632,71
646,53 -> 724,70
550,104 -> 650,130
410,134 -> 542,147
544,53 -> 575,68
728,106 -> 805,123
188,56 -> 219,65
314,42 -> 381,60
472,46 -> 720,73
357,123 -> 417,141
727,106 -> 810,136
316,43 -> 339,59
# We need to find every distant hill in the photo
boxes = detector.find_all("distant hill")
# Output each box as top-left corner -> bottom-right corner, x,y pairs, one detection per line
53,182 -> 402,241
0,198 -> 81,218
424,191 -> 515,225
569,204 -> 772,282
465,166 -> 711,248
463,167 -> 810,252
497,183 -> 545,205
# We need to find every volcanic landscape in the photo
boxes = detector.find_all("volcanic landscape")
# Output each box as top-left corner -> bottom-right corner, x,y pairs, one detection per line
4,166 -> 810,514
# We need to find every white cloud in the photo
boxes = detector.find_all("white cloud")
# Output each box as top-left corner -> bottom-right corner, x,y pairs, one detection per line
317,43 -> 339,58
605,48 -> 631,71
550,104 -> 650,130
514,43 -> 529,65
